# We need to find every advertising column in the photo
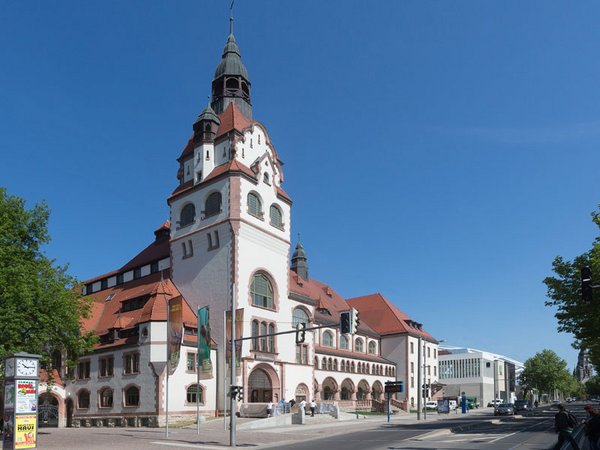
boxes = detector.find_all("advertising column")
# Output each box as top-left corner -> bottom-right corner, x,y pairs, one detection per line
3,352 -> 40,450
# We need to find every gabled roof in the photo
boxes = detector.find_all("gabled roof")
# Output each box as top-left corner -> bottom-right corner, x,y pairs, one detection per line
215,102 -> 252,139
81,271 -> 197,350
120,231 -> 170,272
347,293 -> 437,342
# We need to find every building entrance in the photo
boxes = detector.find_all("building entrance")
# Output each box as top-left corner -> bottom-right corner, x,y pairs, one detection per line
248,368 -> 273,402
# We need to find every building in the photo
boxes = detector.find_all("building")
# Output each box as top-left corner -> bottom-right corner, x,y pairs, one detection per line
438,346 -> 523,406
37,22 -> 438,428
574,349 -> 595,383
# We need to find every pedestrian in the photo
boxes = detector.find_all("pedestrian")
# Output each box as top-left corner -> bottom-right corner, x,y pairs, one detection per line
266,401 -> 273,418
584,404 -> 600,450
553,404 -> 580,450
309,399 -> 316,417
534,400 -> 539,408
299,399 -> 307,414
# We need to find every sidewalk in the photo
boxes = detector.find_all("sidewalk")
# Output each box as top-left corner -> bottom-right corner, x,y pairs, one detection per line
36,408 -> 496,450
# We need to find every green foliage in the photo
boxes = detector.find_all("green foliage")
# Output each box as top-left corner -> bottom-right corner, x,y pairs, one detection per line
519,349 -> 576,397
586,376 -> 600,397
543,206 -> 600,368
0,188 -> 96,375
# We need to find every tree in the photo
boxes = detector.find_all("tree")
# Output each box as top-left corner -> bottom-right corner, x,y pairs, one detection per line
586,376 -> 600,397
519,350 -> 576,399
543,206 -> 600,368
0,188 -> 96,377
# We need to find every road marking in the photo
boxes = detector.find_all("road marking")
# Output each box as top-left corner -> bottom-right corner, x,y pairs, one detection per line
150,442 -> 225,449
488,418 -> 553,443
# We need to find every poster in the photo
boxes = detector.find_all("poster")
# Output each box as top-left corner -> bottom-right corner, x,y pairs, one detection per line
14,414 -> 36,449
15,381 -> 37,414
4,381 -> 15,409
197,306 -> 213,377
167,296 -> 183,375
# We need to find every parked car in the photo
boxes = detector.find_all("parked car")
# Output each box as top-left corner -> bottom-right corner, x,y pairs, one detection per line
514,400 -> 530,412
425,401 -> 438,410
487,399 -> 503,407
466,397 -> 480,409
494,403 -> 515,416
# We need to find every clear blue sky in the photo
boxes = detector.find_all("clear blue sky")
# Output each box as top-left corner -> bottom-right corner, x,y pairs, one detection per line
2,0 -> 599,370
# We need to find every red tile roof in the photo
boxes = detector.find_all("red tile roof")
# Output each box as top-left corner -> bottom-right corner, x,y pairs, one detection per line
347,293 -> 437,341
216,103 -> 252,139
202,159 -> 256,183
120,234 -> 170,272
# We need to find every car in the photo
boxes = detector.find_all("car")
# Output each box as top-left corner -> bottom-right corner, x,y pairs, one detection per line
494,403 -> 515,416
566,397 -> 572,403
425,401 -> 438,410
514,400 -> 530,412
466,397 -> 480,409
487,399 -> 503,407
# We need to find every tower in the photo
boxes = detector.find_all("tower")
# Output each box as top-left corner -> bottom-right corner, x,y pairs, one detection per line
167,25 -> 293,402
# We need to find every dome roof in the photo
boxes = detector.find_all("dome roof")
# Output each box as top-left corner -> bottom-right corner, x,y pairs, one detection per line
195,104 -> 220,125
214,33 -> 249,80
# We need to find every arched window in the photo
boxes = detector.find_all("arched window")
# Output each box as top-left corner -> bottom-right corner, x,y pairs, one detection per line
180,203 -> 195,227
322,331 -> 334,347
340,335 -> 349,350
341,360 -> 345,372
321,359 -> 327,370
368,341 -> 377,355
333,359 -> 338,371
292,307 -> 309,328
260,322 -> 267,352
124,386 -> 140,407
341,387 -> 350,401
269,204 -> 283,228
355,338 -> 364,352
186,384 -> 203,403
251,273 -> 274,309
247,192 -> 263,218
314,356 -> 318,367
268,323 -> 275,352
263,172 -> 270,184
78,390 -> 90,409
204,192 -> 222,217
251,320 -> 259,350
327,358 -> 332,371
99,388 -> 113,408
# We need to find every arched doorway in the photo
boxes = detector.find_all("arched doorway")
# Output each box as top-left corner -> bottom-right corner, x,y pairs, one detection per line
39,393 -> 59,427
357,380 -> 370,401
340,378 -> 355,401
249,369 -> 272,402
372,381 -> 384,401
294,383 -> 309,402
321,377 -> 338,401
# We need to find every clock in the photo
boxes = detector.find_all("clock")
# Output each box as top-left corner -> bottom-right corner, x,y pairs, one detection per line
16,358 -> 38,377
4,358 -> 15,378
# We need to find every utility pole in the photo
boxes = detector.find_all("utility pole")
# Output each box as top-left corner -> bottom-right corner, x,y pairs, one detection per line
423,340 -> 427,421
417,336 -> 422,420
229,286 -> 236,447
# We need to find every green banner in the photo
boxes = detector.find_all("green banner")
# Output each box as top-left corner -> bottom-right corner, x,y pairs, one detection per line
197,306 -> 212,375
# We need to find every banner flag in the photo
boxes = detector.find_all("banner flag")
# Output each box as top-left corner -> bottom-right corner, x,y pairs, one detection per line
167,296 -> 183,375
197,306 -> 213,377
225,308 -> 244,373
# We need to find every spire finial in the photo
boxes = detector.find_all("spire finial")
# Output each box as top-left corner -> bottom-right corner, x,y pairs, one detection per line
297,232 -> 301,242
229,0 -> 235,34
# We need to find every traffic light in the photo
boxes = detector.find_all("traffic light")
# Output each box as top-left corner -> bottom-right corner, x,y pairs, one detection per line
230,385 -> 238,399
237,385 -> 244,401
295,322 -> 306,344
582,266 -> 593,302
340,311 -> 351,334
421,384 -> 429,399
350,308 -> 360,334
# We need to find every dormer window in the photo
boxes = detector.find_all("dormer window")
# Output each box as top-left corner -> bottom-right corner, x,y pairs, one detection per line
263,173 -> 270,184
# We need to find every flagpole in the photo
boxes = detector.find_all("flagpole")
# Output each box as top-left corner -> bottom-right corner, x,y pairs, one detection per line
223,310 -> 227,431
166,299 -> 170,438
196,307 -> 200,434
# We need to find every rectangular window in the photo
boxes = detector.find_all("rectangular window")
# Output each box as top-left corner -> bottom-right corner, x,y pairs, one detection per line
187,353 -> 196,372
182,240 -> 193,259
410,342 -> 414,354
433,348 -> 437,359
410,376 -> 414,388
427,347 -> 430,358
207,231 -> 220,251
295,345 -> 308,364
410,362 -> 414,373
427,366 -> 431,375
124,353 -> 140,375
99,356 -> 114,377
133,267 -> 141,279
434,366 -> 437,377
77,360 -> 90,380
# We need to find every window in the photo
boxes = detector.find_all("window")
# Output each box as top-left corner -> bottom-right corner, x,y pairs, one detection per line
204,192 -> 222,217
247,192 -> 262,218
251,320 -> 259,350
122,295 -> 149,312
260,322 -> 267,351
355,338 -> 364,352
434,366 -> 437,376
410,362 -> 414,373
124,353 -> 140,375
434,348 -> 437,359
180,203 -> 195,227
322,331 -> 334,347
368,341 -> 377,355
124,386 -> 140,407
77,390 -> 90,409
182,240 -> 193,259
207,231 -> 219,250
410,342 -> 414,354
269,204 -> 283,229
263,172 -> 269,184
296,345 -> 308,365
292,307 -> 309,328
186,384 -> 203,404
77,360 -> 90,380
341,360 -> 346,372
251,273 -> 274,309
333,359 -> 338,371
340,335 -> 349,350
268,323 -> 275,352
427,347 -> 431,358
187,353 -> 196,372
411,377 -> 414,388
99,388 -> 113,408
321,359 -> 327,370
99,356 -> 114,377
